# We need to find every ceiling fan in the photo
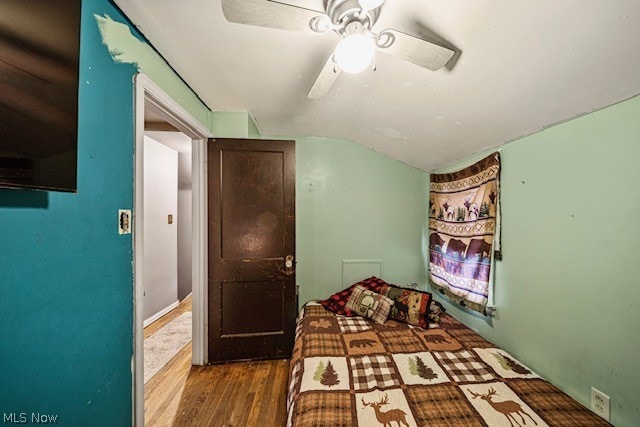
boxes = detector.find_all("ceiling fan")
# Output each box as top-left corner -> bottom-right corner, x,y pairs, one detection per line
221,0 -> 455,99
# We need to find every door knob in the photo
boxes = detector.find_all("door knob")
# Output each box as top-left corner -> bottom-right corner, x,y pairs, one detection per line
285,254 -> 295,275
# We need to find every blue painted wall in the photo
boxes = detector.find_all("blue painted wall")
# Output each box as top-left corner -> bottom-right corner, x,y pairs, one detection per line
2,1 -> 142,424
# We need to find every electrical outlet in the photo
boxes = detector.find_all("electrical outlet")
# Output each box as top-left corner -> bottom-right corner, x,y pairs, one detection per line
591,387 -> 610,421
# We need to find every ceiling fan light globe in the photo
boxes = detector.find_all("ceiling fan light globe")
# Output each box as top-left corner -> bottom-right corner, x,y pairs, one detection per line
334,34 -> 376,74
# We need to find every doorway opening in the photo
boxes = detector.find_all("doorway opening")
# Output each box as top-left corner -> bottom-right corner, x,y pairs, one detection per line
133,74 -> 211,425
142,123 -> 192,398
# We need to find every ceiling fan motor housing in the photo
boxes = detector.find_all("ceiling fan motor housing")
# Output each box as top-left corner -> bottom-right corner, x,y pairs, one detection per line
325,0 -> 381,29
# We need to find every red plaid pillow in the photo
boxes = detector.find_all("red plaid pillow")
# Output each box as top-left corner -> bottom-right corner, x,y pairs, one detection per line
320,276 -> 390,316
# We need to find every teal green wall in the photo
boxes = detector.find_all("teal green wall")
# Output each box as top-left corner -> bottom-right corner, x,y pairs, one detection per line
93,13 -> 209,128
210,111 -> 252,138
226,122 -> 430,305
431,95 -> 640,426
247,114 -> 262,139
209,111 -> 261,138
295,137 -> 429,305
0,1 -> 208,424
3,1 -> 635,424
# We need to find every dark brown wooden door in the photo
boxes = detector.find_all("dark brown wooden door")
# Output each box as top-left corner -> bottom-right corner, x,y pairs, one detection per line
207,138 -> 296,363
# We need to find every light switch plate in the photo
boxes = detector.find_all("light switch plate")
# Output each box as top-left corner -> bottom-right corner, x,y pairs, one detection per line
119,209 -> 132,234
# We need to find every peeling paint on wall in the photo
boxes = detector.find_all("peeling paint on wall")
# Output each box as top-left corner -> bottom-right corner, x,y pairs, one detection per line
94,14 -> 210,128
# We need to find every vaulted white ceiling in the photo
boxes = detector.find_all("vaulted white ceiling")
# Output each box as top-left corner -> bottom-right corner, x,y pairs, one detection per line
114,0 -> 640,171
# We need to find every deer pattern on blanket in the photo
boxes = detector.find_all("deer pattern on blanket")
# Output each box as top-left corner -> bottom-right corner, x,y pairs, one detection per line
361,394 -> 410,427
287,303 -> 612,427
428,153 -> 500,314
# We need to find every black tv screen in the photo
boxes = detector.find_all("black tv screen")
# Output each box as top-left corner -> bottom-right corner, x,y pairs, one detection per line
0,0 -> 81,192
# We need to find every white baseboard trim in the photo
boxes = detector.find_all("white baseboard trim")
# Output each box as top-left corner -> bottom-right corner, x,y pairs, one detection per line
144,300 -> 180,328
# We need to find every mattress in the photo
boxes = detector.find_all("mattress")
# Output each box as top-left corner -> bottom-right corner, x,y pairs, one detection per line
286,302 -> 611,427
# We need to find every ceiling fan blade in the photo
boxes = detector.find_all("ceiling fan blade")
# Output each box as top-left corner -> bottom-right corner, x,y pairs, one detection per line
376,29 -> 455,71
307,54 -> 341,99
221,0 -> 327,32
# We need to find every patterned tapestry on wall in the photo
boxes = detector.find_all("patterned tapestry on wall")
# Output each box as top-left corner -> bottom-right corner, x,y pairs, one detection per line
428,153 -> 500,315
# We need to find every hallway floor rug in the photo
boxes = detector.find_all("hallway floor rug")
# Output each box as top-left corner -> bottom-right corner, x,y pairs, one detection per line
144,311 -> 192,383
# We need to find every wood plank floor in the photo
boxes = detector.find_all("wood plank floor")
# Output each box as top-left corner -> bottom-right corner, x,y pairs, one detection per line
144,298 -> 289,426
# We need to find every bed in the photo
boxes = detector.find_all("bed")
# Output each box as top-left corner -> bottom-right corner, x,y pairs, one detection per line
286,300 -> 611,426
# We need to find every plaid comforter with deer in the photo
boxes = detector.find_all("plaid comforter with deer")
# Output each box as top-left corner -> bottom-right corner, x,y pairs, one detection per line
286,302 -> 611,427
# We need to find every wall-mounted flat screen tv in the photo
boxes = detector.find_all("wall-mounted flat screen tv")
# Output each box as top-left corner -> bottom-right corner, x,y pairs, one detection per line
0,0 -> 81,192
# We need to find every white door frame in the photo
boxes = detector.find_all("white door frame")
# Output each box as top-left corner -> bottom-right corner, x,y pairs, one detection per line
133,73 -> 211,426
